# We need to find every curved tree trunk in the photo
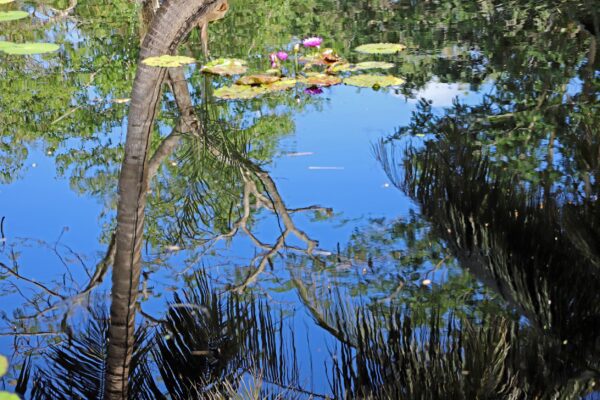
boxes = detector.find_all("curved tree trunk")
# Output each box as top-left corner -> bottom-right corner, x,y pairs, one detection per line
105,1 -> 225,398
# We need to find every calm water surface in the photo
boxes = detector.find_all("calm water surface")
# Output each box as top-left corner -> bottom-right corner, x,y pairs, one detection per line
0,0 -> 599,398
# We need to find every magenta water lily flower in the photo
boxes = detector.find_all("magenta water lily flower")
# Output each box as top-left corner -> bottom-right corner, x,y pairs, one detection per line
302,37 -> 323,48
277,51 -> 289,61
304,87 -> 323,95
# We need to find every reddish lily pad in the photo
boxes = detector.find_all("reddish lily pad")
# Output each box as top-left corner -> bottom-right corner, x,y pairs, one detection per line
301,73 -> 342,87
201,58 -> 248,76
300,48 -> 344,68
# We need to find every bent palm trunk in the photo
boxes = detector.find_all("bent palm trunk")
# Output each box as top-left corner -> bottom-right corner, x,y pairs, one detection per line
105,1 -> 226,398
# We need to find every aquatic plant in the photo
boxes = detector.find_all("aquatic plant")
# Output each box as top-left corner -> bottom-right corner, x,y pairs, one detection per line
302,36 -> 323,48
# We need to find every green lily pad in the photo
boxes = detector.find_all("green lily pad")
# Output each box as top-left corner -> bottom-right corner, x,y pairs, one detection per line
142,55 -> 196,68
0,10 -> 28,22
214,84 -> 267,100
214,78 -> 298,100
236,74 -> 280,86
329,61 -> 395,73
0,393 -> 21,400
201,58 -> 248,76
0,0 -> 15,4
264,78 -> 297,92
354,43 -> 406,54
344,74 -> 405,88
0,41 -> 60,55
0,355 -> 7,377
355,61 -> 395,70
300,73 -> 342,87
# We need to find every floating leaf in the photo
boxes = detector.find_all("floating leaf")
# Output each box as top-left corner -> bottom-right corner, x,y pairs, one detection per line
0,0 -> 15,4
236,74 -> 280,86
300,73 -> 342,87
201,58 -> 247,76
344,74 -> 405,88
300,48 -> 343,68
142,55 -> 196,68
0,41 -> 60,55
328,61 -> 395,73
265,68 -> 281,76
0,10 -> 28,22
355,61 -> 395,70
214,84 -> 267,100
0,393 -> 24,400
354,43 -> 406,54
0,355 -> 7,377
264,78 -> 297,92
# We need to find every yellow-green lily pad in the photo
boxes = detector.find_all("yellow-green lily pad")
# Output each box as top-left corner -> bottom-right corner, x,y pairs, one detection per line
0,41 -> 60,55
264,78 -> 297,92
354,43 -> 406,54
0,393 -> 21,400
201,58 -> 248,76
214,84 -> 267,100
344,74 -> 405,88
142,55 -> 196,68
0,355 -> 7,377
300,73 -> 342,87
236,74 -> 280,86
329,61 -> 395,73
0,10 -> 28,22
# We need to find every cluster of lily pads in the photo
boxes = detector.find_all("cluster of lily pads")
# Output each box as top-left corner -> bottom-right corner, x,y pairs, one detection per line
0,0 -> 60,55
142,37 -> 407,100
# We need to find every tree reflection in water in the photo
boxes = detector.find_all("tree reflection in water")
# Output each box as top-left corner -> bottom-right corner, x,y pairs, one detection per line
0,0 -> 599,398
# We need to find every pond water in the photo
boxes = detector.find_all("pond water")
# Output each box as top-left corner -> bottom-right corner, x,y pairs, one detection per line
0,0 -> 599,398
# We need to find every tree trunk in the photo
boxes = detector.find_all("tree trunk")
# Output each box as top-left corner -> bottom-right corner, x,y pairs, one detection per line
105,1 -> 226,398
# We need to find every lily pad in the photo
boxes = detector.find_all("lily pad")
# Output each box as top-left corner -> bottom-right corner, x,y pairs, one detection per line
0,10 -> 28,22
0,355 -> 7,377
236,74 -> 280,86
0,41 -> 60,55
201,58 -> 247,76
344,74 -> 405,88
142,55 -> 196,68
264,78 -> 297,92
301,73 -> 342,87
300,48 -> 343,68
329,61 -> 395,73
354,43 -> 406,54
214,85 -> 267,100
0,393 -> 21,400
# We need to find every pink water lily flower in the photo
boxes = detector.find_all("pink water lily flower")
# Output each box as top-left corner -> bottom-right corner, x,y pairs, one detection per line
277,51 -> 289,61
304,87 -> 323,95
302,37 -> 323,48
